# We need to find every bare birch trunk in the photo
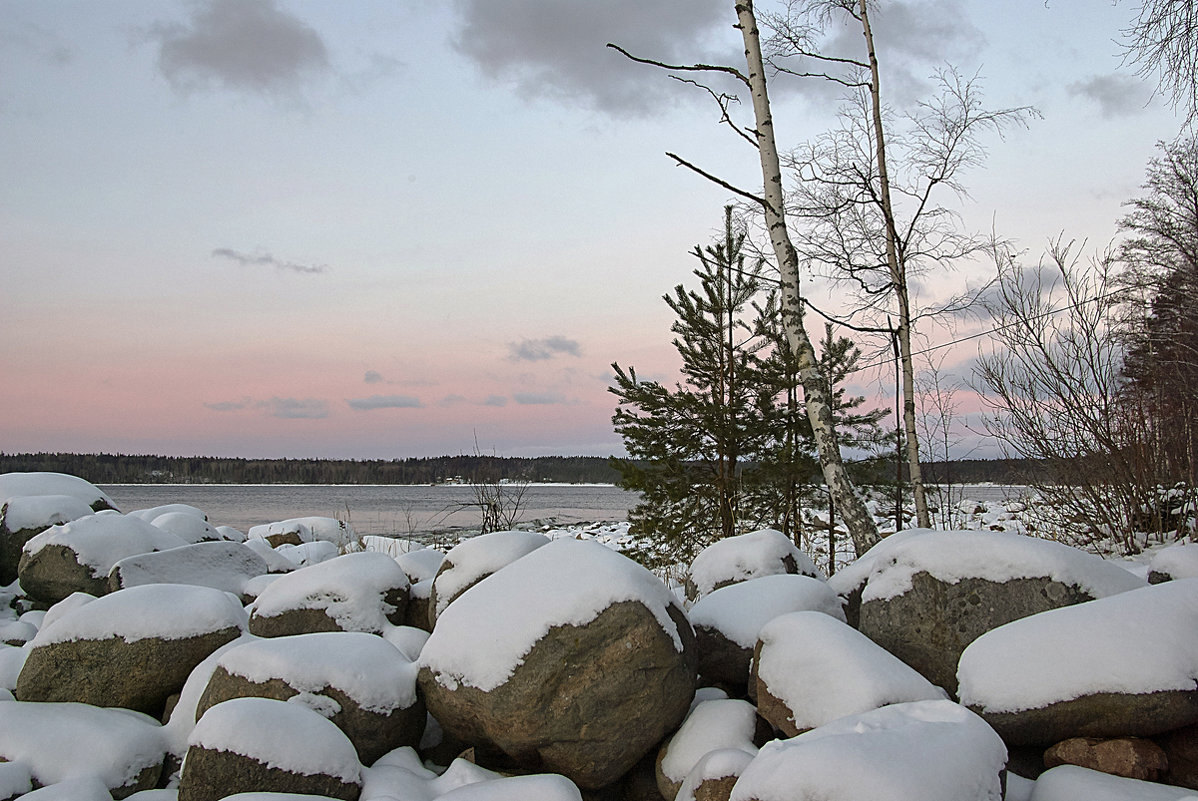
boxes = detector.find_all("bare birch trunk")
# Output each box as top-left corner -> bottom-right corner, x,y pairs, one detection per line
857,0 -> 930,529
735,0 -> 882,555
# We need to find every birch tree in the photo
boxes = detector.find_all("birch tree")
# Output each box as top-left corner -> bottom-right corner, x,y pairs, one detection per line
610,0 -> 883,555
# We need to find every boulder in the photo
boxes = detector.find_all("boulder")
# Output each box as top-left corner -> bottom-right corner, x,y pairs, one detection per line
1148,543 -> 1198,584
1161,723 -> 1198,790
1043,736 -> 1168,782
1027,764 -> 1197,801
428,530 -> 548,626
687,574 -> 845,691
959,579 -> 1198,745
179,697 -> 362,801
0,494 -> 94,585
751,611 -> 946,737
676,749 -> 754,801
147,512 -> 221,545
727,700 -> 1007,801
242,538 -> 298,573
686,529 -> 821,600
655,699 -> 760,801
0,472 -> 116,513
18,514 -> 188,604
852,529 -> 1144,694
16,583 -> 246,716
0,700 -> 166,799
108,541 -> 269,600
248,551 -> 409,637
418,538 -> 696,789
248,517 -> 356,550
197,631 -> 424,765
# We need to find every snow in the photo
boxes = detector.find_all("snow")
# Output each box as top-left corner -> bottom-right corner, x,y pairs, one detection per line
0,701 -> 167,792
241,537 -> 298,572
958,577 -> 1198,713
162,634 -> 256,757
383,625 -> 429,662
659,698 -> 759,785
418,538 -> 687,692
432,530 -> 549,617
728,700 -> 1006,801
825,529 -> 926,598
396,547 -> 445,583
276,539 -> 340,567
247,517 -> 355,548
148,511 -> 220,544
110,541 -> 269,596
1028,765 -> 1198,801
1149,542 -> 1198,580
187,696 -> 361,784
41,591 -> 97,630
676,749 -> 755,801
30,583 -> 247,646
854,529 -> 1146,603
361,750 -> 503,801
22,513 -> 188,577
362,535 -> 426,557
19,775 -> 113,800
213,631 -> 419,711
755,611 -> 948,732
0,759 -> 32,799
687,574 -> 845,649
0,472 -> 114,511
434,774 -> 584,801
0,494 -> 94,533
127,504 -> 206,523
0,644 -> 28,691
689,529 -> 822,598
250,551 -> 409,634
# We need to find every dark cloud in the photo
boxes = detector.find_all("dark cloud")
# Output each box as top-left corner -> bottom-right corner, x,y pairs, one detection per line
146,0 -> 329,95
1067,73 -> 1151,118
346,394 -> 423,411
1,20 -> 73,65
484,395 -> 509,407
364,370 -> 384,384
514,392 -> 567,405
449,0 -> 730,114
204,399 -> 251,412
211,248 -> 327,275
507,335 -> 582,362
263,397 -> 329,419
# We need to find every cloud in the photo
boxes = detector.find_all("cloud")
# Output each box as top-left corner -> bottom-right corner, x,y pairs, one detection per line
448,0 -> 730,115
364,370 -> 384,384
514,392 -> 567,405
211,248 -> 327,275
507,335 -> 582,362
146,0 -> 329,95
484,395 -> 509,407
204,399 -> 252,412
263,397 -> 329,419
1067,73 -> 1151,118
346,394 -> 423,411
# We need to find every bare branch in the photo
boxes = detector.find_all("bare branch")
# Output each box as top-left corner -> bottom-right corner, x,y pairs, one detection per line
606,43 -> 749,87
665,151 -> 771,211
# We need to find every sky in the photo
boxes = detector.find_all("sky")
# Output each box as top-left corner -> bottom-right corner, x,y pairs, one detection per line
0,0 -> 1186,460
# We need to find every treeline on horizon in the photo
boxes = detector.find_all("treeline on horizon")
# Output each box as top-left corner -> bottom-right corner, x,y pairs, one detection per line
0,452 -> 1041,487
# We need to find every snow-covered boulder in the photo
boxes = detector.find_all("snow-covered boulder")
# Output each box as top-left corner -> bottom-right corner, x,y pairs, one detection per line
958,578 -> 1198,745
361,749 -> 505,800
241,537 -> 297,574
428,530 -> 549,627
1043,736 -> 1167,782
0,472 -> 115,513
1027,764 -> 1198,801
752,611 -> 947,736
162,635 -> 256,760
676,749 -> 755,801
274,540 -> 340,568
687,529 -> 821,600
0,494 -> 95,584
417,538 -> 697,789
108,541 -> 270,600
19,513 -> 188,604
397,547 -> 444,632
16,583 -> 247,716
655,698 -> 761,801
179,697 -> 362,801
433,774 -> 585,801
197,631 -> 424,765
247,517 -> 355,550
688,574 -> 845,691
1148,543 -> 1198,584
148,512 -> 221,545
728,700 -> 1007,801
0,701 -> 166,798
127,504 -> 206,524
247,551 -> 409,637
0,761 -> 32,801
849,530 -> 1145,694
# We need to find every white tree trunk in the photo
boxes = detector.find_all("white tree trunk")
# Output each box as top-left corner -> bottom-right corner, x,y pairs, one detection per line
735,0 -> 882,555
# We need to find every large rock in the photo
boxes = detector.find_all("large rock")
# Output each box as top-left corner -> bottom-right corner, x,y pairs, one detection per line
1028,764 -> 1197,801
688,574 -> 844,691
959,578 -> 1198,745
248,551 -> 409,637
655,699 -> 760,801
428,530 -> 548,626
179,697 -> 362,801
751,611 -> 946,737
197,631 -> 424,765
0,494 -> 94,585
1148,543 -> 1198,584
676,749 -> 755,801
0,473 -> 116,513
0,700 -> 166,799
247,517 -> 356,550
686,529 -> 821,600
18,513 -> 188,604
108,540 -> 269,600
851,529 -> 1145,694
418,538 -> 697,789
16,583 -> 246,716
727,700 -> 1007,801
1043,736 -> 1168,782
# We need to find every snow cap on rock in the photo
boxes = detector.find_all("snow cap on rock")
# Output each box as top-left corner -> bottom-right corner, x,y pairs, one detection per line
689,529 -> 821,598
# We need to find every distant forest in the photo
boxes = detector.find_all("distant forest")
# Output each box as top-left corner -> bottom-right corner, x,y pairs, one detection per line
1,452 -> 1039,487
